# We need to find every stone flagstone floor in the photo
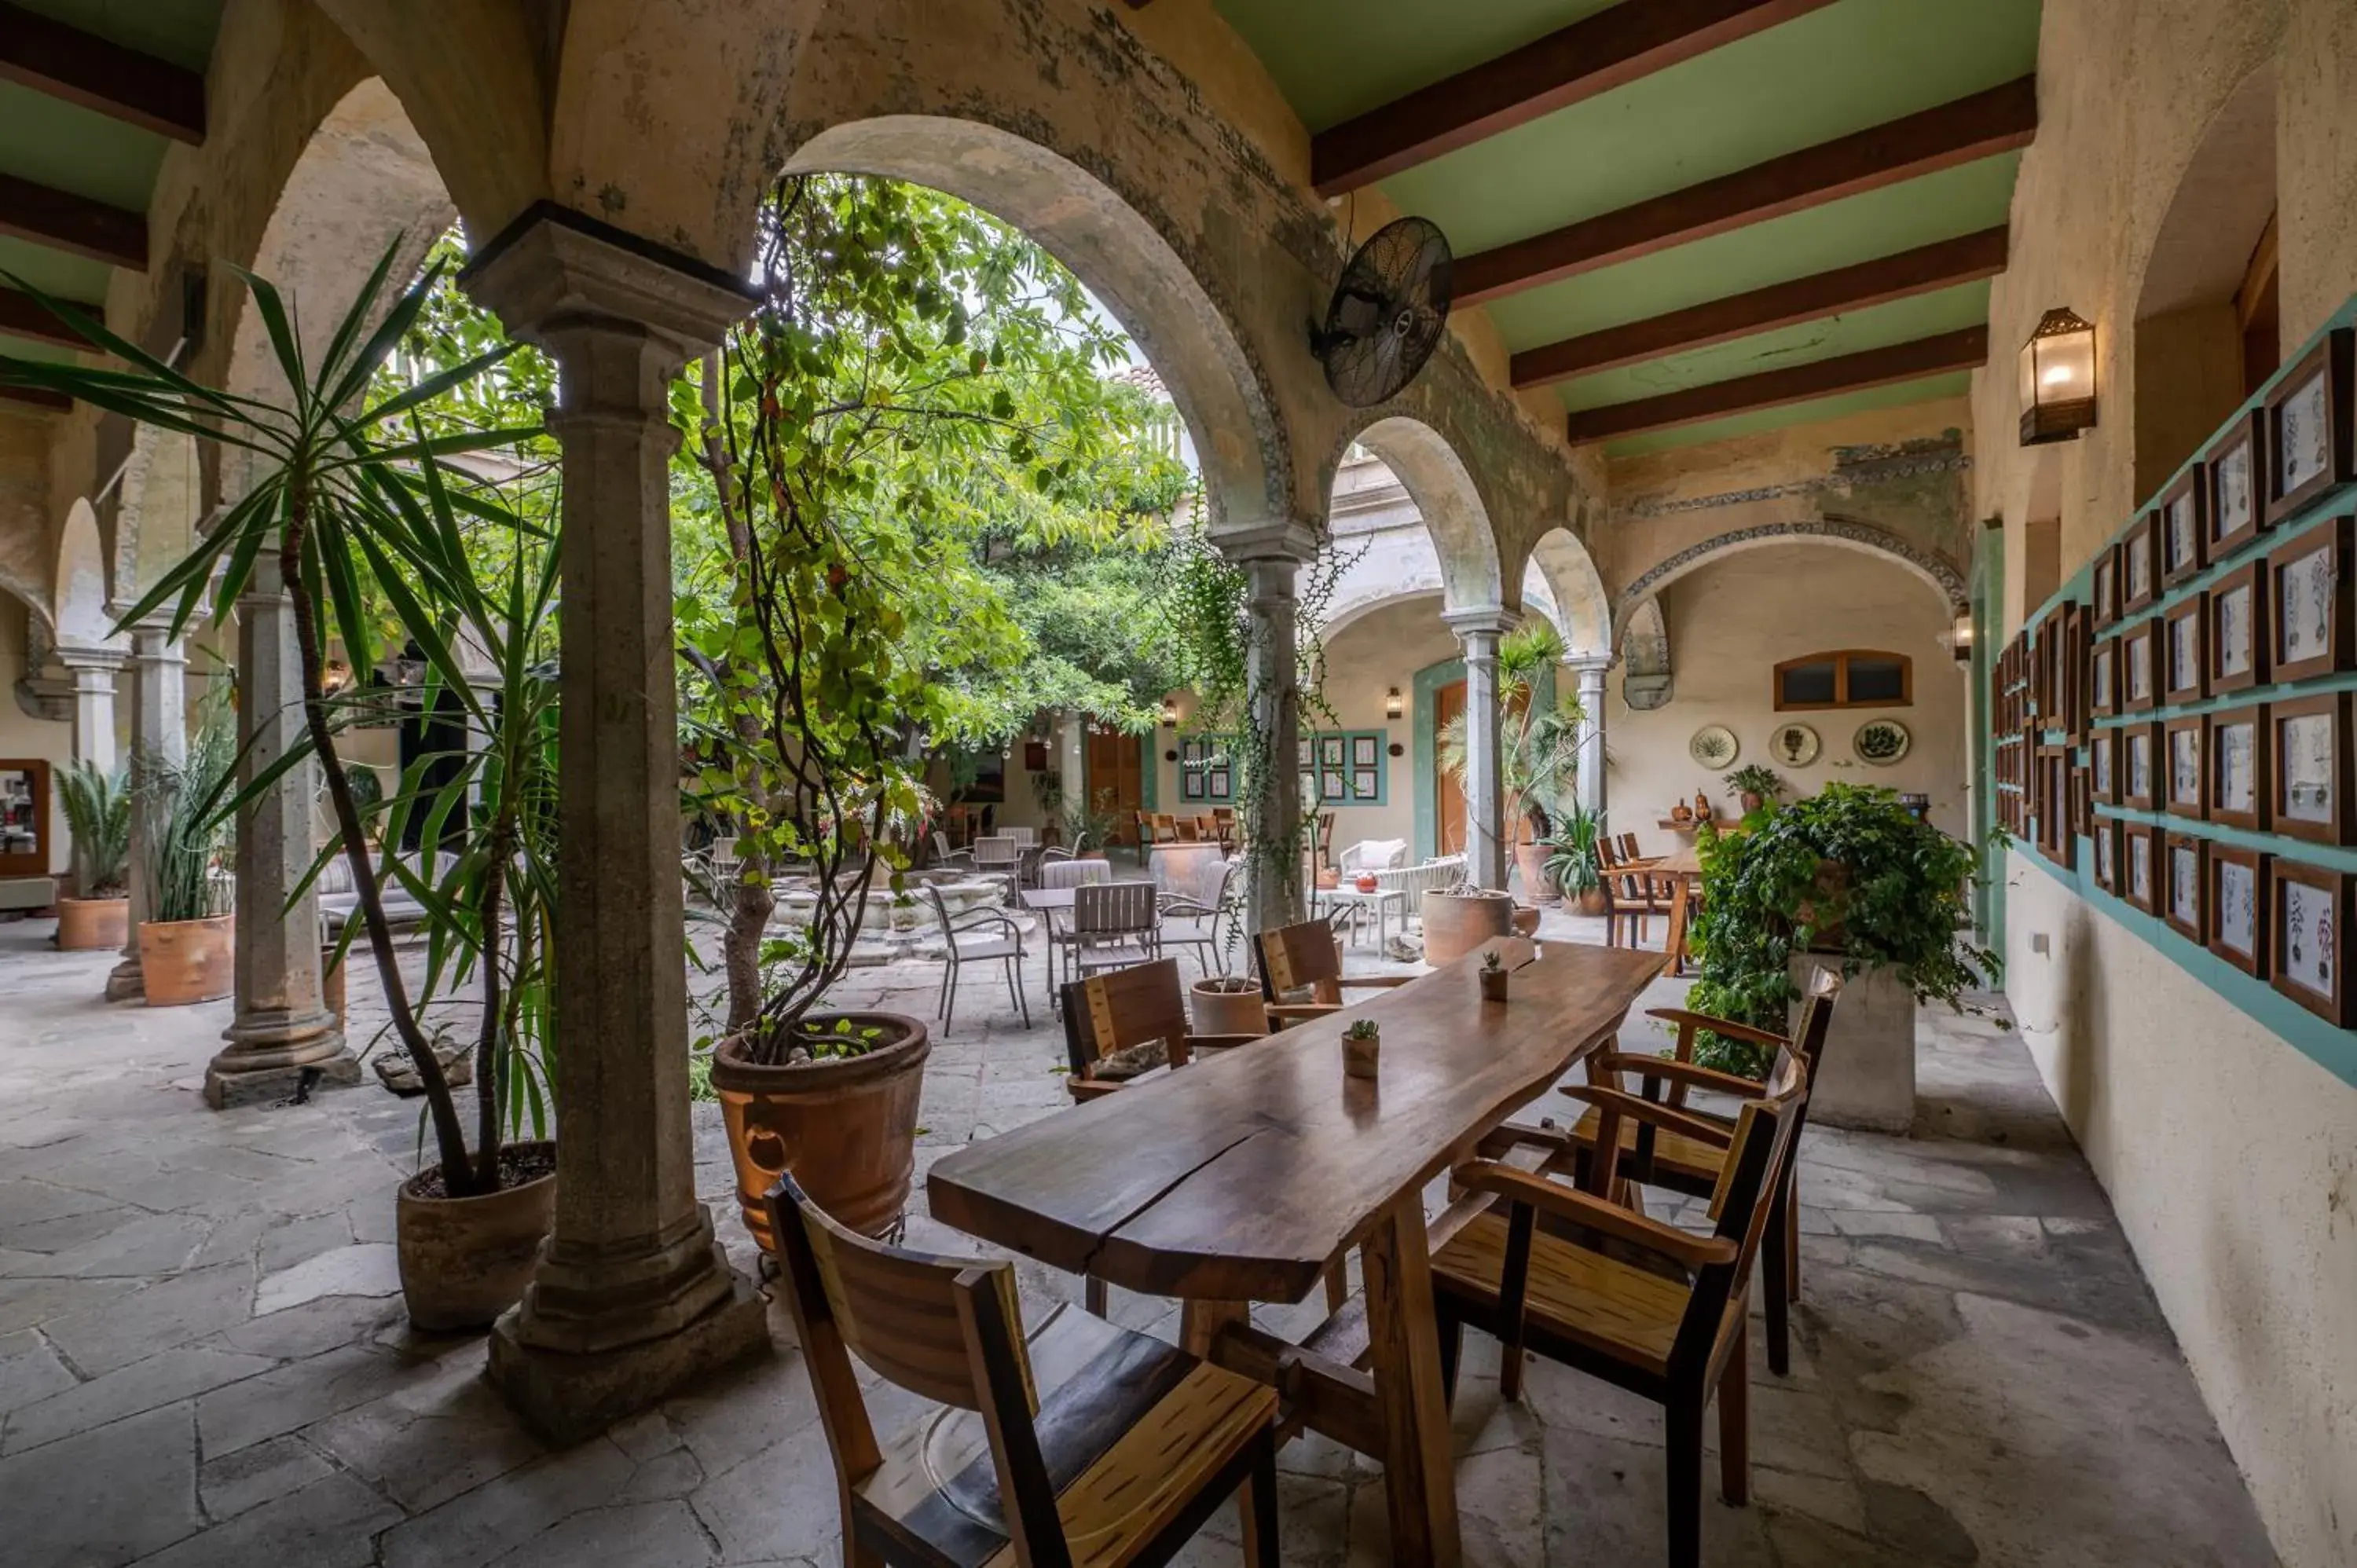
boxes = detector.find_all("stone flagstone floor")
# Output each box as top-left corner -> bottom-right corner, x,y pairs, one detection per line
0,910 -> 2281,1566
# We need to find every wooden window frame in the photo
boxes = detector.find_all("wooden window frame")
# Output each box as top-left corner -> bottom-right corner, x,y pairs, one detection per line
1771,649 -> 1914,713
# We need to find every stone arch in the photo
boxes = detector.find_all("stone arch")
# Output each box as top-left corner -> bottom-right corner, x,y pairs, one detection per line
110,427 -> 203,613
1342,416 -> 1505,614
53,498 -> 112,647
1525,526 -> 1611,657
1615,517 -> 1966,626
778,116 -> 1291,537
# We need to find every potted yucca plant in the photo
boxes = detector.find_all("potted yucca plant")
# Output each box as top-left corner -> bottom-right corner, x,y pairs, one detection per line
54,759 -> 130,950
134,698 -> 236,1004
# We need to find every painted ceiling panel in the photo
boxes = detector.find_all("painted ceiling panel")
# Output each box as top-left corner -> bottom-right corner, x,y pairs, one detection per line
1552,280 -> 1992,411
0,239 -> 112,303
1602,371 -> 1970,456
8,0 -> 224,70
0,84 -> 170,209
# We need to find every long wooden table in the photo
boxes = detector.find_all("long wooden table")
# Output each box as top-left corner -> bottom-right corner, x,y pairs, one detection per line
929,936 -> 1666,1566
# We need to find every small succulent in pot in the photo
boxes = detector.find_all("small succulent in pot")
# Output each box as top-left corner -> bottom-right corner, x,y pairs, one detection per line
1342,1017 -> 1380,1078
1724,764 -> 1786,815
1478,947 -> 1509,1001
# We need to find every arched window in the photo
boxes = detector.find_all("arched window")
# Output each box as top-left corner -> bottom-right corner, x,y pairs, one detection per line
1774,650 -> 1912,711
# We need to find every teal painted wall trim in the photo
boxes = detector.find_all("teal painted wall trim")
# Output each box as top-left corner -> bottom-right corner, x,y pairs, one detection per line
1140,733 -> 1157,811
1412,655 -> 1464,863
1972,525 -> 2003,955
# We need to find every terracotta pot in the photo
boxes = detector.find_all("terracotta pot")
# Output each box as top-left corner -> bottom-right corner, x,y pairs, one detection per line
138,915 -> 233,1006
395,1140 -> 557,1331
1479,967 -> 1509,1002
1421,889 -> 1516,967
1189,976 -> 1267,1037
1343,1031 -> 1380,1079
1575,887 -> 1608,917
1354,874 -> 1379,893
1511,905 -> 1541,938
1739,791 -> 1764,815
57,896 -> 127,951
1513,840 -> 1559,904
713,1014 -> 930,1245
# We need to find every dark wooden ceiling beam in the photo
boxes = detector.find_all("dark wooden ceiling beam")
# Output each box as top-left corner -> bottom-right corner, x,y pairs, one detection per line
0,384 -> 72,413
0,171 -> 148,269
1313,0 -> 1841,196
1457,75 -> 2037,307
0,282 -> 100,349
1513,225 -> 2008,388
1563,324 -> 1989,442
0,1 -> 205,144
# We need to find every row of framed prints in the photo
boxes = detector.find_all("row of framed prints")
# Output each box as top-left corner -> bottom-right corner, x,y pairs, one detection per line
2085,696 -> 2354,841
2088,327 -> 2357,622
2088,824 -> 2352,1025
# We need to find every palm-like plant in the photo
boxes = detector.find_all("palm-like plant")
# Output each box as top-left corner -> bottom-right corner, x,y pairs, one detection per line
1439,619 -> 1587,845
56,760 -> 130,897
143,694 -> 237,923
0,249 -> 544,1196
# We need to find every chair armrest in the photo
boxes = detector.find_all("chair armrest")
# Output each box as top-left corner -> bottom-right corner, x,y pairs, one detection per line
1159,895 -> 1211,916
1336,975 -> 1413,990
1452,1160 -> 1736,1269
1644,1007 -> 1787,1052
948,907 -> 1024,939
1596,1053 -> 1769,1102
1067,1078 -> 1125,1101
1559,1084 -> 1734,1149
1472,1119 -> 1578,1162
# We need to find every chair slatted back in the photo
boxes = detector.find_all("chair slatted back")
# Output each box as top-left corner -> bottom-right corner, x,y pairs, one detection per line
1618,832 -> 1643,862
1672,1050 -> 1808,1379
1074,879 -> 1157,937
1039,856 -> 1110,891
972,834 -> 1020,870
1003,826 -> 1036,847
1061,957 -> 1193,1083
1596,837 -> 1622,870
1173,817 -> 1201,841
1256,918 -> 1343,1006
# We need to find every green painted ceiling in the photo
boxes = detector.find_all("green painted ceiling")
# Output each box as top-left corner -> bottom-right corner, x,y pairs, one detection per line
1213,0 -> 2041,449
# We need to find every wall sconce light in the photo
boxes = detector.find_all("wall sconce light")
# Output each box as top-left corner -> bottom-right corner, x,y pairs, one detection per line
2018,306 -> 2097,445
1385,687 -> 1405,720
1949,609 -> 1976,664
1160,697 -> 1180,727
321,658 -> 354,695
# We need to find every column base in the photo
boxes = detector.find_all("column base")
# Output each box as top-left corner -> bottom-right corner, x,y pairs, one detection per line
104,957 -> 143,1002
486,1265 -> 771,1445
203,1010 -> 357,1109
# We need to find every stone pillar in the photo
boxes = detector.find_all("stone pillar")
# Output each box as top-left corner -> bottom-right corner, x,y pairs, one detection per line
1056,713 -> 1087,843
1567,654 -> 1610,822
107,625 -> 185,1001
207,556 -> 356,1108
1219,520 -> 1321,933
55,645 -> 124,773
1445,606 -> 1515,892
463,211 -> 766,1442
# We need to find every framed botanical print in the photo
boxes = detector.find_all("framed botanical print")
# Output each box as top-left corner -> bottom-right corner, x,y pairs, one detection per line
2070,755 -> 2092,837
2270,859 -> 2353,1025
2121,513 -> 2160,614
2158,464 -> 2208,586
2091,814 -> 2121,895
2264,327 -> 2355,526
2161,593 -> 2208,704
2124,721 -> 2161,812
2163,832 -> 2207,943
2206,844 -> 2267,976
2036,746 -> 2075,868
2059,604 -> 2088,740
2205,705 -> 2267,833
1351,735 -> 1378,768
2205,561 -> 2268,694
2121,620 -> 2159,713
2205,407 -> 2268,556
2270,691 -> 2353,846
2091,542 -> 2121,629
2268,515 -> 2355,681
2088,633 -> 2119,719
2123,822 -> 2158,914
2164,715 -> 2207,821
2091,725 -> 2119,804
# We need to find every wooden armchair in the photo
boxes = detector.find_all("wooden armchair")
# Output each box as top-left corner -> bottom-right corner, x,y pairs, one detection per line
767,1174 -> 1280,1567
1431,1050 -> 1811,1568
1253,918 -> 1410,1031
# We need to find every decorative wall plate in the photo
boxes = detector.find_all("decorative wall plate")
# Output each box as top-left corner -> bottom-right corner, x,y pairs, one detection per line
1688,724 -> 1739,768
1767,721 -> 1821,767
1853,719 -> 1911,766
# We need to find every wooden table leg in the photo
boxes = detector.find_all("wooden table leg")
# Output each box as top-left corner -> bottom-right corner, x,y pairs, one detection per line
1180,1299 -> 1272,1552
1360,1195 -> 1462,1567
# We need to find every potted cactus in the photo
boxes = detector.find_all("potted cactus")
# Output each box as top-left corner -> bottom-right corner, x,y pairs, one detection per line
1342,1017 -> 1380,1079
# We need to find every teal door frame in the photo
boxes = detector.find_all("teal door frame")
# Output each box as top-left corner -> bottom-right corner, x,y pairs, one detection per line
1410,652 -> 1556,863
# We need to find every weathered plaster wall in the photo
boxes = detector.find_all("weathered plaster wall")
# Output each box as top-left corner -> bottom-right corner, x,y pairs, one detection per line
0,596 -> 75,876
1300,595 -> 1457,855
1969,4 -> 2357,1562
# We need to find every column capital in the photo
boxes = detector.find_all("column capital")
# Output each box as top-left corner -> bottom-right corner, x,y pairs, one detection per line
1442,604 -> 1519,643
53,642 -> 127,674
461,202 -> 754,358
1211,518 -> 1324,567
1561,652 -> 1614,676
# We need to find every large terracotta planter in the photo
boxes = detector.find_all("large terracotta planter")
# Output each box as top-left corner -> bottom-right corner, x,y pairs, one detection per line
395,1139 -> 557,1331
1574,887 -> 1608,917
1421,888 -> 1516,966
1513,840 -> 1559,905
138,915 -> 233,1006
713,1013 -> 930,1246
57,896 -> 127,951
1189,976 -> 1267,1038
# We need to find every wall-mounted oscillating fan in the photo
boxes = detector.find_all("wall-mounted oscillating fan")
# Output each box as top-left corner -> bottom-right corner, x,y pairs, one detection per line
1310,216 -> 1453,408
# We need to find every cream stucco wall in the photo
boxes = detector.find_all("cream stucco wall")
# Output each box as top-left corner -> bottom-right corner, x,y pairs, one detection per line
1605,544 -> 1968,858
1969,4 -> 2357,1563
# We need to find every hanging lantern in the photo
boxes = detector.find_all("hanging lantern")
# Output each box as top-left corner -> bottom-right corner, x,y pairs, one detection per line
1385,687 -> 1405,720
1160,697 -> 1180,727
1948,609 -> 1975,664
2018,307 -> 2097,445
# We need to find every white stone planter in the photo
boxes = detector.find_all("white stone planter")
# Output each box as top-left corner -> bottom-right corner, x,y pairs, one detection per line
1790,957 -> 1915,1133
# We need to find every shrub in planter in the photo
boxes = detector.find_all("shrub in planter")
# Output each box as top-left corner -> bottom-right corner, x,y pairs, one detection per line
1439,621 -> 1586,899
55,759 -> 130,950
134,698 -> 236,1005
1545,804 -> 1606,915
1687,785 -> 1996,1078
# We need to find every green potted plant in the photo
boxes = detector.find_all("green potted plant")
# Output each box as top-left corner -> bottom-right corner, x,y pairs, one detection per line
133,699 -> 236,1005
1544,804 -> 1606,916
53,759 -> 130,951
1439,621 -> 1584,904
9,248 -> 564,1329
1342,1017 -> 1380,1078
1688,784 -> 1996,1130
1477,947 -> 1508,1002
1723,763 -> 1785,815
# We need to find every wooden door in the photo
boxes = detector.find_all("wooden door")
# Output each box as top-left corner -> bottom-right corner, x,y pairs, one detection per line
1086,727 -> 1145,844
1433,680 -> 1466,855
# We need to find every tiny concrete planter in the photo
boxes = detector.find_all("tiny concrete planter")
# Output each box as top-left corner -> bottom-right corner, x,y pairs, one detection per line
1791,957 -> 1916,1133
138,914 -> 233,1006
395,1139 -> 557,1331
1422,888 -> 1516,966
56,896 -> 128,951
712,1013 -> 930,1246
1343,1023 -> 1380,1079
1189,976 -> 1266,1037
1478,963 -> 1509,1003
1513,839 -> 1559,904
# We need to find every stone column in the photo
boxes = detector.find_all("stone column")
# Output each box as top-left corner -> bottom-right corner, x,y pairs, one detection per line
1445,606 -> 1515,892
207,555 -> 356,1108
464,211 -> 766,1442
1219,520 -> 1321,933
107,625 -> 186,1001
1567,654 -> 1610,821
55,645 -> 124,773
1056,713 -> 1087,842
